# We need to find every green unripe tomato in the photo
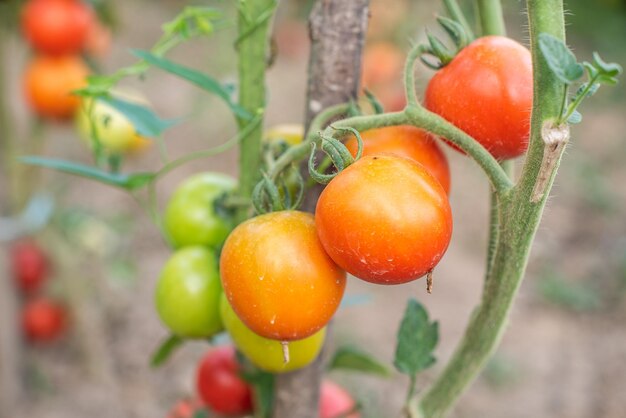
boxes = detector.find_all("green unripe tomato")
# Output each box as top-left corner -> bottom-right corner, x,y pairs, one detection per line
164,173 -> 237,249
156,247 -> 223,338
219,293 -> 325,373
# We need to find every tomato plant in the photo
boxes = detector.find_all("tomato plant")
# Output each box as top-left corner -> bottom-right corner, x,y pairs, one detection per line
155,247 -> 223,338
167,398 -> 204,418
315,155 -> 452,284
320,381 -> 360,418
164,172 -> 237,249
343,125 -> 451,194
424,36 -> 533,160
220,210 -> 346,341
23,54 -> 88,119
196,346 -> 253,416
220,293 -> 325,373
21,0 -> 95,56
22,297 -> 67,343
10,239 -> 49,295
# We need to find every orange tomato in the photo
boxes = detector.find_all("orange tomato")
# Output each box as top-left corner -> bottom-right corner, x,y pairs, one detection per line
220,211 -> 346,341
23,55 -> 89,119
316,155 -> 452,285
344,125 -> 451,194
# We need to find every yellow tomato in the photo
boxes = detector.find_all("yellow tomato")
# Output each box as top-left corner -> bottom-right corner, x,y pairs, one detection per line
264,124 -> 304,146
219,293 -> 325,373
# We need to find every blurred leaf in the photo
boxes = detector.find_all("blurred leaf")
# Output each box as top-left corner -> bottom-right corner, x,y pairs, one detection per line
483,353 -> 520,389
132,50 -> 252,120
192,410 -> 209,418
592,52 -> 623,77
538,33 -> 584,84
100,95 -> 178,137
394,299 -> 438,376
20,156 -> 155,190
150,335 -> 184,368
328,346 -> 391,377
567,110 -> 582,124
538,274 -> 602,312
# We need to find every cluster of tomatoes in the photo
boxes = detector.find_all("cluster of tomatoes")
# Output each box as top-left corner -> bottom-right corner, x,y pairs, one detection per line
10,239 -> 67,344
20,0 -> 149,156
168,346 -> 358,418
154,33 -> 533,416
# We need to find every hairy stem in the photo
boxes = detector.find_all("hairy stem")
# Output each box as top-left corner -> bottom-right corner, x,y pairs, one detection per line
476,0 -> 507,36
417,1 -> 567,416
235,0 -> 276,223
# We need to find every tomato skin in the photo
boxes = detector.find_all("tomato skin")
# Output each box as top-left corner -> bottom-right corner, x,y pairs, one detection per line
264,124 -> 304,146
424,36 -> 532,159
22,298 -> 66,343
10,240 -> 49,295
344,125 -> 451,194
23,55 -> 88,119
155,247 -> 223,338
220,211 -> 346,341
361,42 -> 404,89
196,346 -> 253,416
22,0 -> 95,56
316,155 -> 452,285
76,93 -> 152,155
320,381 -> 360,418
220,293 -> 325,373
164,173 -> 237,249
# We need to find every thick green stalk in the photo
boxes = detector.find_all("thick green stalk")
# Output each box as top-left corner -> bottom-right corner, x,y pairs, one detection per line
235,0 -> 275,222
418,1 -> 567,417
476,0 -> 506,36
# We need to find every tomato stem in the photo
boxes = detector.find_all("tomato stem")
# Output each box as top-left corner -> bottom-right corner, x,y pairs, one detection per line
476,0 -> 507,37
442,0 -> 475,39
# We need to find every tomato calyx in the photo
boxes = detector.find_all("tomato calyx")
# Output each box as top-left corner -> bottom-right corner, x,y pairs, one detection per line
419,16 -> 471,70
251,168 -> 305,214
308,126 -> 363,185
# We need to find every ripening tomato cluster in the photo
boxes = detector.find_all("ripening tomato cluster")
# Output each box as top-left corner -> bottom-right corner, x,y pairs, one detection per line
10,239 -> 67,344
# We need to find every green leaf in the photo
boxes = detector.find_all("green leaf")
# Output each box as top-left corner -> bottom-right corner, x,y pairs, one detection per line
328,346 -> 391,377
538,33 -> 584,84
131,50 -> 252,120
567,110 -> 582,124
538,274 -> 602,312
592,52 -> 622,78
394,299 -> 438,376
240,364 -> 275,417
20,156 -> 155,190
192,410 -> 209,418
100,95 -> 178,137
150,335 -> 184,368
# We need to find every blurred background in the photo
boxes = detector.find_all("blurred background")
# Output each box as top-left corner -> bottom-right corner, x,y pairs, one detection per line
0,0 -> 625,417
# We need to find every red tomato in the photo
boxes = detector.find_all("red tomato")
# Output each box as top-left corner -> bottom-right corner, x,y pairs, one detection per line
220,211 -> 346,341
167,398 -> 204,418
22,298 -> 67,343
21,0 -> 95,55
10,239 -> 49,295
196,346 -> 253,416
316,155 -> 452,285
344,125 -> 451,194
320,381 -> 360,418
424,36 -> 533,159
23,54 -> 89,119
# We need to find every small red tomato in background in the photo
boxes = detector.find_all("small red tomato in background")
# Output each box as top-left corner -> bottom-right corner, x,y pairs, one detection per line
316,155 -> 452,285
196,346 -> 253,416
424,36 -> 533,160
10,239 -> 49,295
320,381 -> 360,418
22,297 -> 67,343
23,54 -> 89,119
167,398 -> 204,418
21,0 -> 95,56
344,125 -> 451,195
